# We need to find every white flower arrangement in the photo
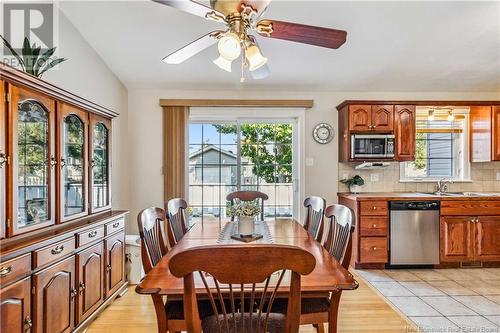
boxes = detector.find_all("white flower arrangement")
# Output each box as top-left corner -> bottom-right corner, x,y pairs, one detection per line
227,202 -> 261,217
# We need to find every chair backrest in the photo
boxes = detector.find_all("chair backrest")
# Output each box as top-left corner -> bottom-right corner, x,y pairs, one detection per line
322,204 -> 354,269
169,245 -> 316,333
303,196 -> 326,242
226,191 -> 268,221
166,198 -> 188,247
137,207 -> 168,273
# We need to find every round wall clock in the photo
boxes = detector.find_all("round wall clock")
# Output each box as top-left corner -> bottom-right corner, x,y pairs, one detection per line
313,123 -> 334,144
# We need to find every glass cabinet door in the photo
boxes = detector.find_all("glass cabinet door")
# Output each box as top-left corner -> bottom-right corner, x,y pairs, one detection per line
59,103 -> 88,221
9,85 -> 56,235
0,81 -> 6,239
90,115 -> 111,213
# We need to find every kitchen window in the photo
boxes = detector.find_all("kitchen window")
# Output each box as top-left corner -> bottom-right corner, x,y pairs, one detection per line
400,107 -> 471,182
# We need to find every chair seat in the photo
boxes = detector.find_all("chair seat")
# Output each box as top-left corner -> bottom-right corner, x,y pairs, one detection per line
165,299 -> 215,320
202,312 -> 286,333
271,297 -> 330,314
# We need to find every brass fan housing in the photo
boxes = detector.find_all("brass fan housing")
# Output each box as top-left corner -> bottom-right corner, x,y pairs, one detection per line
210,0 -> 249,16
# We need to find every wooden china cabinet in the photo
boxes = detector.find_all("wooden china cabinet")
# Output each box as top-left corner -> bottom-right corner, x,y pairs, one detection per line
0,63 -> 128,333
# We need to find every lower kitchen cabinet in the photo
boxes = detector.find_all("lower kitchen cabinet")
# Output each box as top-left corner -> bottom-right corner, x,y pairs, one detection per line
475,216 -> 500,261
105,232 -> 125,298
0,277 -> 32,333
440,216 -> 474,262
33,256 -> 76,333
76,242 -> 104,324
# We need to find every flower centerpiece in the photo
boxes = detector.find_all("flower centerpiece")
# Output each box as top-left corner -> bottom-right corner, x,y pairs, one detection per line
228,201 -> 261,236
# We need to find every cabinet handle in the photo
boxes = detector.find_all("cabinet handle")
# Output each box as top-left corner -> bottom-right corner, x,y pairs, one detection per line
70,288 -> 78,299
372,125 -> 377,128
0,265 -> 12,277
0,152 -> 8,168
372,206 -> 377,210
50,156 -> 57,167
475,218 -> 479,223
88,230 -> 98,238
79,281 -> 86,293
112,222 -> 120,228
24,316 -> 32,332
60,158 -> 66,167
371,246 -> 377,251
372,224 -> 377,228
106,264 -> 112,272
51,245 -> 65,255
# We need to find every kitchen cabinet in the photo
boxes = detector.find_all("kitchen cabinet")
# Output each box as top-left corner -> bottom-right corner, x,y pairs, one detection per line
469,106 -> 492,162
493,106 -> 500,161
371,105 -> 394,132
0,80 -> 6,239
440,216 -> 474,262
0,277 -> 32,333
58,103 -> 89,222
105,232 -> 125,298
348,105 -> 371,131
348,105 -> 394,132
89,115 -> 112,213
8,85 -> 56,236
475,216 -> 500,261
33,256 -> 76,333
394,105 -> 416,161
76,242 -> 104,323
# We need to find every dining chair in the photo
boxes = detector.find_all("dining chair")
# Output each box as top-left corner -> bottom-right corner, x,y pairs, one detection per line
166,198 -> 189,247
169,244 -> 316,333
303,196 -> 326,242
138,207 -> 214,333
226,191 -> 268,221
271,204 -> 356,333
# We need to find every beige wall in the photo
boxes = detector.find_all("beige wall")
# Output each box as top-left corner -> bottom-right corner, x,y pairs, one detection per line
126,89 -> 499,234
41,11 -> 130,220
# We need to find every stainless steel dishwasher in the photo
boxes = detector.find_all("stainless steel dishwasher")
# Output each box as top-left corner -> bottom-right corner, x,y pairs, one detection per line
389,201 -> 440,266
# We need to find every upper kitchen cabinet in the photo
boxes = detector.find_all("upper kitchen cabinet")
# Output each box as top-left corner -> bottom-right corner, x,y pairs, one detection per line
0,81 -> 6,239
89,114 -> 112,213
394,105 -> 416,162
8,84 -> 56,236
348,105 -> 394,132
58,103 -> 89,222
470,106 -> 492,162
493,106 -> 500,161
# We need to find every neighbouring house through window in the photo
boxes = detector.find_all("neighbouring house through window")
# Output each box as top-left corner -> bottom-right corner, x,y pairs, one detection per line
400,107 -> 471,182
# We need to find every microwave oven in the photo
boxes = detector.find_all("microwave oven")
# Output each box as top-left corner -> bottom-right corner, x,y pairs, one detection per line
351,134 -> 395,159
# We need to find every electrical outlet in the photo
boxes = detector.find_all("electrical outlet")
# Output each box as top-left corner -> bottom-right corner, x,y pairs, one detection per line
370,173 -> 380,182
305,158 -> 314,166
497,172 -> 500,181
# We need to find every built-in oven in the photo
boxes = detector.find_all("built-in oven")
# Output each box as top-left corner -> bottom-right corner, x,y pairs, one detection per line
351,134 -> 395,159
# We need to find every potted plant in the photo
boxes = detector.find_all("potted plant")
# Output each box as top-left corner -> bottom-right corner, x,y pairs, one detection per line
227,201 -> 261,236
340,175 -> 365,193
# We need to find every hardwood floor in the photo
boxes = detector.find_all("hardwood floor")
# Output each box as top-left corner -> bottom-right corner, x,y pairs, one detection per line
87,273 -> 414,332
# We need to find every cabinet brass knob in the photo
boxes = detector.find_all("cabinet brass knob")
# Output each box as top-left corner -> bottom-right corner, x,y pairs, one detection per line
106,264 -> 112,272
24,316 -> 32,332
372,206 -> 377,210
112,222 -> 120,228
88,230 -> 98,238
51,245 -> 64,255
0,152 -> 8,168
372,246 -> 377,251
0,266 -> 12,277
70,288 -> 78,299
372,224 -> 377,228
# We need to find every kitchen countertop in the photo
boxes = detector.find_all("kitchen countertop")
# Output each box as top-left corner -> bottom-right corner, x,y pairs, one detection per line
338,192 -> 500,201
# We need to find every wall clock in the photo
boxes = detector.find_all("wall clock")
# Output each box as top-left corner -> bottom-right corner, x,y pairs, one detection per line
313,123 -> 334,144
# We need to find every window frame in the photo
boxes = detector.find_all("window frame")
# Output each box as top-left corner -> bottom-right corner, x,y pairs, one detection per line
187,107 -> 306,225
400,109 -> 471,183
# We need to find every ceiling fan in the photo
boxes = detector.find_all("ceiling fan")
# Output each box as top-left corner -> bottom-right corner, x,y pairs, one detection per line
155,0 -> 347,80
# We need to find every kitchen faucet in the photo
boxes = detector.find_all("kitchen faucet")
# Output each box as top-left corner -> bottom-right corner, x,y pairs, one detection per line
436,178 -> 452,194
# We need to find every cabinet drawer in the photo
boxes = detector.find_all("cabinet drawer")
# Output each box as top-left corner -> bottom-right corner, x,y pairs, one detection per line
441,201 -> 500,216
33,237 -> 75,269
77,226 -> 105,247
360,201 -> 388,216
105,218 -> 124,235
0,254 -> 31,287
360,217 -> 388,236
360,237 -> 388,263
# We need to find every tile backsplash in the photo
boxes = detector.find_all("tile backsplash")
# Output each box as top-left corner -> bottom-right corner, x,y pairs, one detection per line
338,162 -> 500,193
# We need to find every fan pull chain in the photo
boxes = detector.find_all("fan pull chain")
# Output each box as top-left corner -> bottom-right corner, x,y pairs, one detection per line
240,51 -> 246,83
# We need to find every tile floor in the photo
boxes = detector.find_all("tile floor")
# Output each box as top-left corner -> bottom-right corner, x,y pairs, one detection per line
356,268 -> 500,332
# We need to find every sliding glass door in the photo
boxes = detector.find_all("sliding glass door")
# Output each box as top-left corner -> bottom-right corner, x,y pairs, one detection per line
188,120 -> 298,225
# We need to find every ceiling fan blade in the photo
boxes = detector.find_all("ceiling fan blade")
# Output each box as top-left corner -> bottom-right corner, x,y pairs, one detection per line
250,62 -> 270,80
153,0 -> 224,20
256,19 -> 347,49
163,31 -> 222,64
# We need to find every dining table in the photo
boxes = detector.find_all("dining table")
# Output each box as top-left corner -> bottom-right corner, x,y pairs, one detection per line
135,218 -> 358,297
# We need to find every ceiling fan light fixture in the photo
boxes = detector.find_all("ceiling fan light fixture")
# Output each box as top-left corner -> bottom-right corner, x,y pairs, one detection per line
217,32 -> 241,60
428,109 -> 435,121
447,110 -> 455,122
245,43 -> 268,71
213,56 -> 233,72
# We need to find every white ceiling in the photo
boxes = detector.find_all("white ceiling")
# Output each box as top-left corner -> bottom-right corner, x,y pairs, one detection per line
59,0 -> 500,92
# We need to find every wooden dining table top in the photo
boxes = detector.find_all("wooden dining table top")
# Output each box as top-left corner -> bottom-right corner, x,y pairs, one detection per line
135,219 -> 358,296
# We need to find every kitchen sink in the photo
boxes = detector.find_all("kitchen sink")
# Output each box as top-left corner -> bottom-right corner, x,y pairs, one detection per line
422,192 -> 500,197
